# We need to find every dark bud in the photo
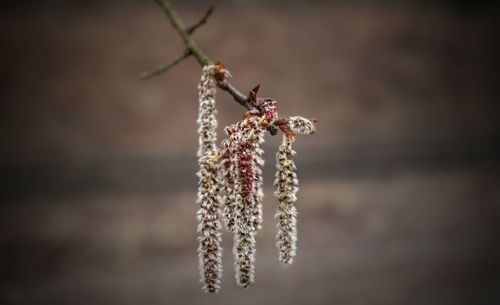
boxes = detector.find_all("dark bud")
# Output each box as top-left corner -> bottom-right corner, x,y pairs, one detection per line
267,125 -> 278,136
249,84 -> 260,106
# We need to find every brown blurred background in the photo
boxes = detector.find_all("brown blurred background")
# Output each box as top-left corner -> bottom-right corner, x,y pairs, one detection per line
1,0 -> 500,304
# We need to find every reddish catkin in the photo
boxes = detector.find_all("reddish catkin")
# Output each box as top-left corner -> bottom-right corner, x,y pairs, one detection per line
230,116 -> 260,288
225,99 -> 278,288
252,132 -> 265,231
220,131 -> 239,233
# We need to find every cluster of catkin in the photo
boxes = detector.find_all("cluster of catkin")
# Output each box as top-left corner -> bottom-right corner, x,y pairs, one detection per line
196,64 -> 316,293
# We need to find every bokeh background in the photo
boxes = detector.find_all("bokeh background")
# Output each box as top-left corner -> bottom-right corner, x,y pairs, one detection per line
1,0 -> 499,304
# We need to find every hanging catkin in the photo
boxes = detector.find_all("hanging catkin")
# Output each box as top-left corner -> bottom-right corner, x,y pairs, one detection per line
230,115 -> 261,288
274,135 -> 298,264
195,64 -> 229,293
196,152 -> 223,292
274,116 -> 316,264
193,62 -> 316,291
227,98 -> 278,287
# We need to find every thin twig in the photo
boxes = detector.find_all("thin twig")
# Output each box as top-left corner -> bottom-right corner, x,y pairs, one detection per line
155,0 -> 209,66
139,50 -> 191,80
139,3 -> 211,80
187,6 -> 215,34
147,0 -> 277,135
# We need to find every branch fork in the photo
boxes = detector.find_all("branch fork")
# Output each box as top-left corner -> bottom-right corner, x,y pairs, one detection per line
141,0 -> 279,135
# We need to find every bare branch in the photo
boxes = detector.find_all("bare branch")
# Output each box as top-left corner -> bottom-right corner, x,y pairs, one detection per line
139,49 -> 191,80
155,0 -> 209,66
147,0 -> 278,135
187,6 -> 215,34
139,4 -> 213,80
217,81 -> 251,110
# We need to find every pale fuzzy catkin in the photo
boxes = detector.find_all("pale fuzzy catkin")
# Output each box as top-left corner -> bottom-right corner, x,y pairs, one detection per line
197,64 -> 231,157
196,152 -> 223,293
288,116 -> 316,136
232,194 -> 257,287
196,64 -> 229,293
273,116 -> 316,264
274,135 -> 299,264
196,65 -> 218,157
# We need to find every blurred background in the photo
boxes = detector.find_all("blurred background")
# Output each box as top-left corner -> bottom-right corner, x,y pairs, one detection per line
1,0 -> 499,304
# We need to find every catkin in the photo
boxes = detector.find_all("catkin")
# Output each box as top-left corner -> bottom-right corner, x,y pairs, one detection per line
274,135 -> 299,264
252,133 -> 265,231
195,64 -> 229,293
194,63 -> 315,290
196,65 -> 218,157
274,116 -> 316,264
197,153 -> 223,292
231,99 -> 278,287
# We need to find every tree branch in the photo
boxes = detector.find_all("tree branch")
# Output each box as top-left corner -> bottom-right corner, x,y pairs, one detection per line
139,49 -> 191,80
217,81 -> 251,110
155,0 -> 209,66
146,0 -> 277,135
139,4 -> 214,79
187,6 -> 214,35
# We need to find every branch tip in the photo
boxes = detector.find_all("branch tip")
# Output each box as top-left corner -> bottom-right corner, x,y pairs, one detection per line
187,6 -> 215,34
139,50 -> 191,80
147,0 -> 279,137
